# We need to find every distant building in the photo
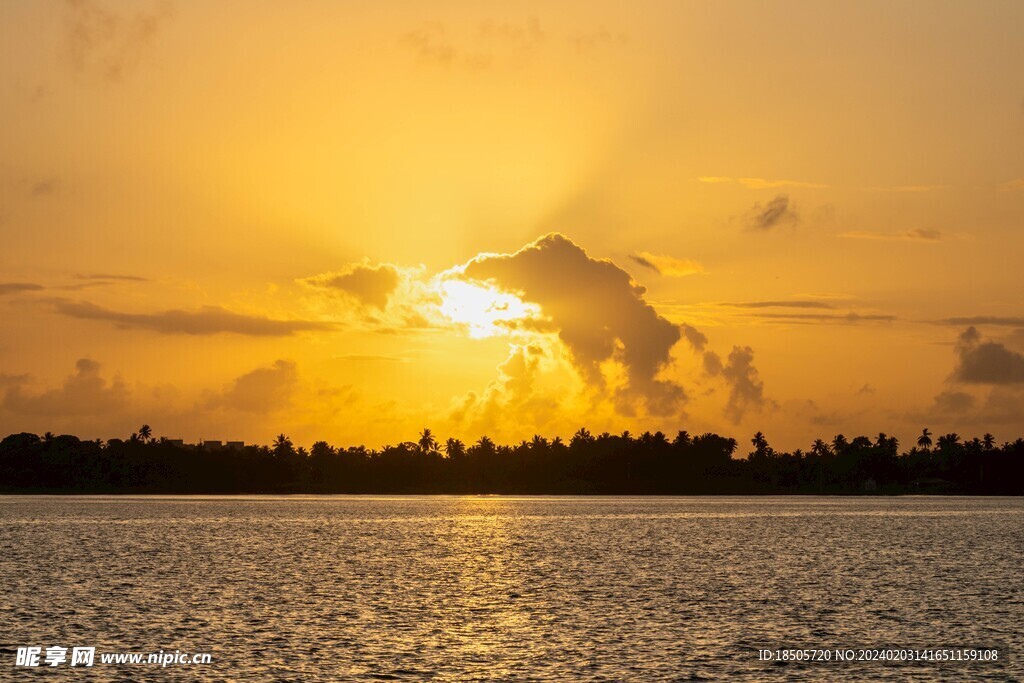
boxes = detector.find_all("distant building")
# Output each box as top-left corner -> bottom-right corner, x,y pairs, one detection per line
225,441 -> 244,450
862,478 -> 878,492
202,440 -> 223,449
166,439 -> 185,447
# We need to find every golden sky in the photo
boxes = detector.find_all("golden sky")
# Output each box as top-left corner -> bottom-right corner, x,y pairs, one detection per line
2,0 -> 1023,450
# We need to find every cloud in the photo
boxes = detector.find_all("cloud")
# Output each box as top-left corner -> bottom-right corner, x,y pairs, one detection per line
29,178 -> 59,197
746,312 -> 896,323
76,273 -> 148,282
680,324 -> 707,353
451,343 -> 559,434
721,300 -> 836,310
746,194 -> 798,230
299,263 -> 400,310
840,229 -> 941,242
952,327 -> 1024,384
207,360 -> 298,414
862,185 -> 945,193
50,299 -> 335,336
699,177 -> 828,189
997,178 -> 1024,191
936,316 -> 1024,327
628,252 -> 704,277
62,0 -> 173,82
453,233 -> 686,416
399,22 -> 459,66
702,346 -> 770,423
1,358 -> 128,416
0,283 -> 44,296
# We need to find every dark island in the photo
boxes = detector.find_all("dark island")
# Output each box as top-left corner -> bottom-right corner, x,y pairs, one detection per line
2,427 -> 1021,495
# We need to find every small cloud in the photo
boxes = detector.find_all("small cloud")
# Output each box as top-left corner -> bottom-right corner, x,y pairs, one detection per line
1,358 -> 128,416
698,177 -> 828,189
745,194 -> 798,231
399,22 -> 459,66
721,300 -> 836,310
76,273 -> 148,282
29,178 -> 59,197
49,299 -> 335,336
746,312 -> 897,324
862,185 -> 946,193
996,178 -> 1024,191
0,282 -> 45,296
840,228 -> 941,242
628,252 -> 704,277
62,0 -> 173,82
299,263 -> 400,310
702,346 -> 771,423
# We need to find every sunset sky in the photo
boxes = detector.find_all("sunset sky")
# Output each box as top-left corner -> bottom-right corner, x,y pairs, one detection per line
1,0 -> 1023,450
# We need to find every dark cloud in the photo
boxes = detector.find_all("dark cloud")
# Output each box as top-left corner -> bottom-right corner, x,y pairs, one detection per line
50,299 -> 335,336
0,283 -> 44,296
936,316 -> 1024,327
300,263 -> 399,310
952,327 -> 1024,384
208,360 -> 298,414
457,233 -> 686,416
841,228 -> 941,242
746,194 -> 798,231
1,358 -> 128,416
723,300 -> 835,309
680,324 -> 707,353
63,0 -> 173,82
702,346 -> 769,423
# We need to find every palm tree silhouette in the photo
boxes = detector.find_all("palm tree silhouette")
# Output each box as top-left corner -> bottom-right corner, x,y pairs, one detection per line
139,424 -> 152,443
418,428 -> 438,454
982,433 -> 995,451
917,428 -> 932,451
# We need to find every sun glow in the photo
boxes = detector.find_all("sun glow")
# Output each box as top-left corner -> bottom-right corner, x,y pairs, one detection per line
438,280 -> 541,339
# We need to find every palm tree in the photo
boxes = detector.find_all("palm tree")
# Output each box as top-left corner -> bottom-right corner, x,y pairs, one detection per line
273,434 -> 294,458
750,431 -> 770,457
831,434 -> 848,455
811,439 -> 830,458
139,424 -> 152,443
982,433 -> 995,451
917,428 -> 932,451
418,428 -> 438,454
444,438 -> 466,459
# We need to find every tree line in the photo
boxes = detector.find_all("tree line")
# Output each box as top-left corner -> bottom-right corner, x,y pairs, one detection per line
0,426 -> 1021,494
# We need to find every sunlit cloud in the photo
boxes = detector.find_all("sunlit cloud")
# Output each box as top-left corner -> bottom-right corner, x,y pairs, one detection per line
437,279 -> 542,339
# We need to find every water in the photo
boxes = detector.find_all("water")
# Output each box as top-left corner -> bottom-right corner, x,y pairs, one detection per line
1,496 -> 1021,681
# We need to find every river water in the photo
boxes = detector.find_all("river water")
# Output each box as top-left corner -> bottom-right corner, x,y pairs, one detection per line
1,496 -> 1021,681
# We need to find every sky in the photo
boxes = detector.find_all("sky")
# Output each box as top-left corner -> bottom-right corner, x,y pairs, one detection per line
1,0 -> 1023,451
